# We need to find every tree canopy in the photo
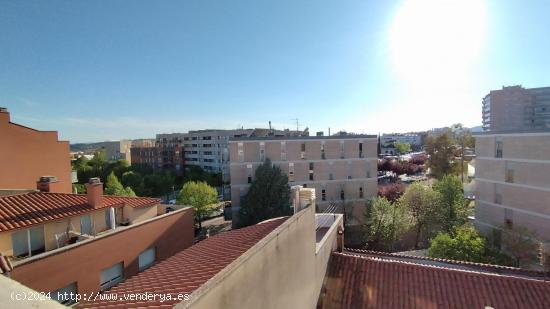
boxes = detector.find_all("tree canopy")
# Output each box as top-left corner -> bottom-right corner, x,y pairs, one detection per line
364,197 -> 410,251
428,226 -> 486,263
425,132 -> 458,179
177,181 -> 218,229
394,141 -> 412,154
238,159 -> 292,228
397,183 -> 442,248
433,175 -> 468,231
105,172 -> 136,197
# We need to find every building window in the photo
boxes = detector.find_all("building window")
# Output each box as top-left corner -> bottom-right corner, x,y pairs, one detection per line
329,173 -> 334,180
100,262 -> 123,291
359,142 -> 364,158
504,208 -> 514,229
309,172 -> 314,181
281,141 -> 287,161
347,161 -> 352,179
301,143 -> 306,159
138,247 -> 156,271
340,190 -> 345,200
321,189 -> 326,201
340,141 -> 345,159
80,215 -> 93,235
495,137 -> 503,158
259,142 -> 265,161
494,184 -> 502,204
247,164 -> 253,183
51,282 -> 77,305
359,187 -> 364,198
289,163 -> 295,182
321,142 -> 326,159
12,226 -> 45,258
238,142 -> 244,162
505,166 -> 514,183
303,184 -> 307,188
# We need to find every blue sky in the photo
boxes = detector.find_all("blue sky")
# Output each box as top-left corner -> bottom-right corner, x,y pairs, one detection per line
1,0 -> 549,143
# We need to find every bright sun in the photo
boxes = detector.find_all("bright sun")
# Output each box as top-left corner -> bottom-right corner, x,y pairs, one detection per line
389,0 -> 487,84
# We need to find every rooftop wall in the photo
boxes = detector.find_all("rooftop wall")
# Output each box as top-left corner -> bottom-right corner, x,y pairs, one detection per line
181,199 -> 343,309
0,110 -> 72,192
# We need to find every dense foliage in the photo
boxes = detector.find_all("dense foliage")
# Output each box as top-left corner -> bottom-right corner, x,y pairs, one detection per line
237,159 -> 292,228
105,172 -> 136,197
394,141 -> 412,154
428,226 -> 515,266
433,175 -> 468,231
365,197 -> 410,251
72,151 -> 221,199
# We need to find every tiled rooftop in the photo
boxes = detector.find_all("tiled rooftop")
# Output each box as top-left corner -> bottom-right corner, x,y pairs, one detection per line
319,252 -> 550,309
79,216 -> 288,309
0,192 -> 160,232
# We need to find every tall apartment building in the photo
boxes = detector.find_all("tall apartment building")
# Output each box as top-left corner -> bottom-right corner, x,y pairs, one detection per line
482,85 -> 550,132
0,107 -> 72,193
474,130 -> 550,244
229,135 -> 378,232
182,129 -> 254,179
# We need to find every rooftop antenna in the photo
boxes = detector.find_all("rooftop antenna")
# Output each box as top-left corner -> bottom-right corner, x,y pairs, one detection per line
292,118 -> 299,132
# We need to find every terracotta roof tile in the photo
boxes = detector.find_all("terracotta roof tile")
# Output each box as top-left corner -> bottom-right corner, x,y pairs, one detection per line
78,217 -> 288,309
0,192 -> 160,232
319,252 -> 550,309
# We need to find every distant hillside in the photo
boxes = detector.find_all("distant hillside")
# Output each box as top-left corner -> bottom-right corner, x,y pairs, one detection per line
469,125 -> 483,133
70,142 -> 107,152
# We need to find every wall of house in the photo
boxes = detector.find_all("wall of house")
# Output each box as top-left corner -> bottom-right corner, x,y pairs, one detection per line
0,110 -> 72,193
183,203 -> 340,309
10,208 -> 194,295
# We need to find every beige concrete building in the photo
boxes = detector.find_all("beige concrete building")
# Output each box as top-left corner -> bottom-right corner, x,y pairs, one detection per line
474,130 -> 550,244
482,85 -> 550,132
229,135 -> 378,232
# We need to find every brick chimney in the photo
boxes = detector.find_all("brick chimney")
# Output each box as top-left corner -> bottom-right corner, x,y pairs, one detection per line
85,177 -> 103,209
36,176 -> 63,193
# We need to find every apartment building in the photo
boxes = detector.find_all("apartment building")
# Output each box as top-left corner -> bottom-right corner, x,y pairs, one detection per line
0,177 -> 194,305
229,135 -> 378,232
182,129 -> 255,179
474,130 -> 550,244
483,85 -> 550,132
130,145 -> 159,168
155,133 -> 185,174
0,107 -> 72,193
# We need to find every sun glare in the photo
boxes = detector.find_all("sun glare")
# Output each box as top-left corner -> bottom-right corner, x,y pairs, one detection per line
389,0 -> 487,84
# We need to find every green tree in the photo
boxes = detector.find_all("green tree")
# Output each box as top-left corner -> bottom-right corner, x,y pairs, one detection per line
365,197 -> 410,251
122,171 -> 145,195
177,181 -> 218,229
433,175 -> 468,231
425,132 -> 458,179
238,159 -> 292,228
105,171 -> 135,197
428,226 -> 486,263
398,183 -> 442,248
394,141 -> 412,155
